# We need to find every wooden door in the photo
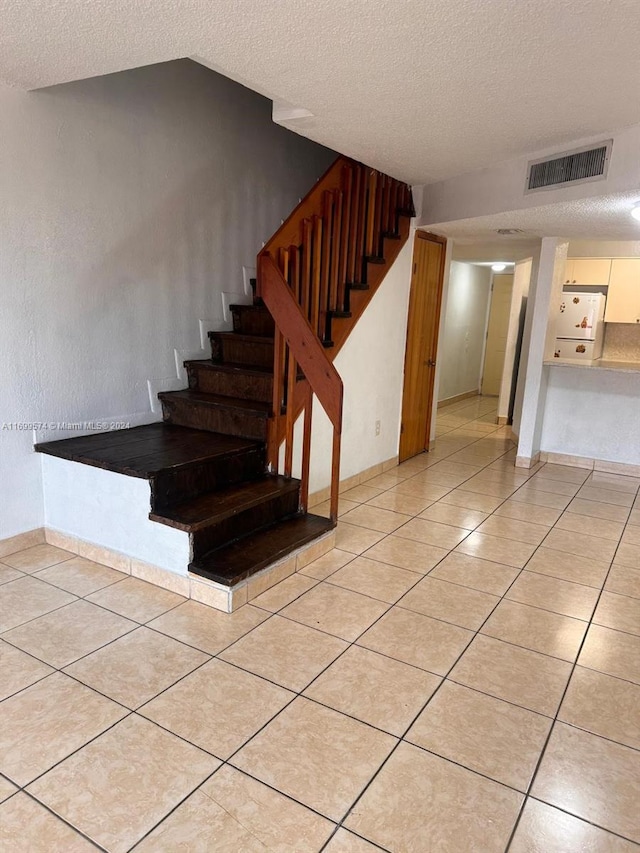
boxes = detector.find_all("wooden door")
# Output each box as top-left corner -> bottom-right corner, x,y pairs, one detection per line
482,274 -> 514,396
399,232 -> 446,462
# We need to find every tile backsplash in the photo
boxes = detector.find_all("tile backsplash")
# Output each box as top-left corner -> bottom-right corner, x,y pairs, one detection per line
603,324 -> 640,362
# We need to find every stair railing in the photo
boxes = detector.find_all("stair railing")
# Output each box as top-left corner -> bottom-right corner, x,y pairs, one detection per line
259,253 -> 343,521
256,156 -> 414,523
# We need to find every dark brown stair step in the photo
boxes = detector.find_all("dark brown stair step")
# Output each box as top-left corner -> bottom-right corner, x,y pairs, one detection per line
156,473 -> 301,558
159,389 -> 271,415
159,389 -> 271,441
35,422 -> 266,511
149,475 -> 299,532
209,331 -> 274,369
34,422 -> 261,479
185,360 -> 273,403
190,360 -> 272,375
230,304 -> 275,337
189,513 -> 335,586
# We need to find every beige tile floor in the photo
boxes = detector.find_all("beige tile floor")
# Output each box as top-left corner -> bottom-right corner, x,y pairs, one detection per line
0,395 -> 639,851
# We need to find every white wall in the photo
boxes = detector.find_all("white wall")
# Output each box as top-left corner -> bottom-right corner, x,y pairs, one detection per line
295,237 -> 414,493
42,457 -> 190,573
541,365 -> 640,466
437,262 -> 492,402
0,59 -> 334,539
515,239 -> 569,463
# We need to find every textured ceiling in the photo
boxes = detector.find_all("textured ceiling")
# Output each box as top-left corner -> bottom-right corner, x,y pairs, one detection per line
429,191 -> 640,261
450,238 -> 541,264
1,0 -> 640,183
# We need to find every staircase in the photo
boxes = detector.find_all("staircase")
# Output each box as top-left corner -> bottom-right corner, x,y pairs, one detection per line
36,156 -> 414,602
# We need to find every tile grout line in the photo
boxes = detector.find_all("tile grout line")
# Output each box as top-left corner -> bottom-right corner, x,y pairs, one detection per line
322,423 -> 639,848
502,506 -> 636,852
19,786 -> 109,851
258,422 -> 635,847
317,421 -> 586,845
515,795 -> 640,846
154,419 -> 529,850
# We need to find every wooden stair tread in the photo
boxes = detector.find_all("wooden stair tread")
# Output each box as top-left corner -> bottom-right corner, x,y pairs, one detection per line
209,331 -> 274,343
189,514 -> 334,585
184,359 -> 272,377
158,389 -> 271,416
35,423 -> 261,478
229,303 -> 271,312
150,475 -> 299,532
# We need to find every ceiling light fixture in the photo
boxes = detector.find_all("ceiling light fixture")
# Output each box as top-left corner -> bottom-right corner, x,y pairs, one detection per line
491,263 -> 507,272
631,205 -> 640,222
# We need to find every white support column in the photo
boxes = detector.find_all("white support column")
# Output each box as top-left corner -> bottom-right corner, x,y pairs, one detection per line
515,237 -> 569,467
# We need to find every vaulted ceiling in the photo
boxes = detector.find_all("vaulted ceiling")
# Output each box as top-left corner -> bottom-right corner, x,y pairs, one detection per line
2,0 -> 640,185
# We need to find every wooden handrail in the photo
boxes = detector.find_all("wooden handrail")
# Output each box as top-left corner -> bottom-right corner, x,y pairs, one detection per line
260,158 -> 347,263
259,255 -> 343,430
257,155 -> 413,523
259,253 -> 343,521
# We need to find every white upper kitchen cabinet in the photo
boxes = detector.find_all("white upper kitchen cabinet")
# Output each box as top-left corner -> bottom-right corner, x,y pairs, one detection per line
604,259 -> 640,324
563,258 -> 612,286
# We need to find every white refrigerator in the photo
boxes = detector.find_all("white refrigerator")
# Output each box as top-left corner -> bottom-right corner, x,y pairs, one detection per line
554,292 -> 606,362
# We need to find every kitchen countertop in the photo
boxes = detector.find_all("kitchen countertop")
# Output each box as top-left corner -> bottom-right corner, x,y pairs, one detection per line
544,358 -> 640,373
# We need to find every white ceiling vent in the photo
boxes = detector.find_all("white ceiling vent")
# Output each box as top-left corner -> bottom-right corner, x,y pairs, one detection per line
525,141 -> 612,193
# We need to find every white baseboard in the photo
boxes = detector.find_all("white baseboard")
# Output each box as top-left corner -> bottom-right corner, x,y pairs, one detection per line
515,452 -> 541,469
437,390 -> 479,409
539,451 -> 640,477
308,454 -> 399,507
0,527 -> 46,558
39,525 -> 335,613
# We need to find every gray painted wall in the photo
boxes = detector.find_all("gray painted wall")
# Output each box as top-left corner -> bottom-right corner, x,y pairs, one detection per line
0,59 -> 335,538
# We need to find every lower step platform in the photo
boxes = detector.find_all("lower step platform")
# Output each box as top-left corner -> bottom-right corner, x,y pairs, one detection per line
190,514 -> 334,586
36,422 -> 336,612
34,422 -> 260,479
35,422 -> 265,510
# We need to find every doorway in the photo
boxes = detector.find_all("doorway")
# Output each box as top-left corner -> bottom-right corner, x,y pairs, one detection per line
399,231 -> 446,462
481,273 -> 514,396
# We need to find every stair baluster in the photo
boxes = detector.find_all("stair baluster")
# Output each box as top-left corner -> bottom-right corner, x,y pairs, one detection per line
256,156 -> 414,523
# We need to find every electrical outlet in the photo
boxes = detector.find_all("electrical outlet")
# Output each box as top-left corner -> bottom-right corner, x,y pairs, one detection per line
375,420 -> 381,436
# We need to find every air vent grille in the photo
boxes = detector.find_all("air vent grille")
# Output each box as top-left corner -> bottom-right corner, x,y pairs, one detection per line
526,141 -> 612,192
